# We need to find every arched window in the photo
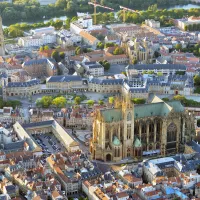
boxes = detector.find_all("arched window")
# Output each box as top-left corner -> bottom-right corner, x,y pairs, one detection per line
106,130 -> 109,140
167,123 -> 177,143
127,112 -> 132,121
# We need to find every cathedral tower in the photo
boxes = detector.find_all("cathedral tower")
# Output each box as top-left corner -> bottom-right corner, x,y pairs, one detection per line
0,16 -> 5,56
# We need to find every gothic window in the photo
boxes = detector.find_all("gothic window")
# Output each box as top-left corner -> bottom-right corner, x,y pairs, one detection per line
142,124 -> 146,133
120,127 -> 123,140
134,123 -> 139,137
149,123 -> 154,133
127,124 -> 131,139
167,123 -> 177,143
115,148 -> 117,157
127,112 -> 132,121
106,130 -> 109,140
127,147 -> 131,157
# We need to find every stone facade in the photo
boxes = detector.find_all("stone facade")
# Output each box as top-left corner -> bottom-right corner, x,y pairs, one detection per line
127,38 -> 154,64
90,96 -> 195,162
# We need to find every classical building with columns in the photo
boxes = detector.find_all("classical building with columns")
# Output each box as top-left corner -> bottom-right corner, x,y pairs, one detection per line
90,96 -> 195,162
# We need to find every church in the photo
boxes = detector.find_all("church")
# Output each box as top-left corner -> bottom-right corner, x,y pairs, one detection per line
90,96 -> 195,162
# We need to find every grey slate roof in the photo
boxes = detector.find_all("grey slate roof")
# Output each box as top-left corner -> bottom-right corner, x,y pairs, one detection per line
89,78 -> 123,85
186,140 -> 200,153
23,58 -> 56,70
22,120 -> 54,128
47,75 -> 82,83
3,141 -> 24,150
127,64 -> 187,70
83,61 -> 103,69
7,78 -> 40,88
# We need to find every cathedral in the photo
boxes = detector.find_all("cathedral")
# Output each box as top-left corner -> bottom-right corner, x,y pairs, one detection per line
90,96 -> 195,162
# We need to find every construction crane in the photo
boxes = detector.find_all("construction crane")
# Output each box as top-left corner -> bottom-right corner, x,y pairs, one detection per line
88,0 -> 114,25
119,5 -> 140,23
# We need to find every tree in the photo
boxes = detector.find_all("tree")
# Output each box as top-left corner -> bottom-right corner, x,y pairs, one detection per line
148,71 -> 154,74
121,71 -> 127,76
43,45 -> 49,50
87,100 -> 95,106
175,43 -> 182,51
39,46 -> 44,52
59,52 -> 65,59
173,95 -> 186,102
75,47 -> 81,55
113,47 -> 124,55
100,60 -> 110,71
97,42 -> 104,49
132,98 -> 145,104
55,0 -> 66,8
74,96 -> 81,105
109,97 -> 115,104
162,98 -> 169,102
103,61 -> 110,71
39,96 -> 53,108
52,96 -> 66,108
194,75 -> 200,86
132,59 -> 138,64
157,72 -> 163,76
51,50 -> 60,62
65,18 -> 71,29
98,100 -> 104,105
104,42 -> 115,48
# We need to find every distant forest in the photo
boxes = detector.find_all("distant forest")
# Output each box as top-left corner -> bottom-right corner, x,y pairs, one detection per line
0,0 -> 191,22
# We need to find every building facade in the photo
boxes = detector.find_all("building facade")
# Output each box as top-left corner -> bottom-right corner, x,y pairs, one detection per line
90,96 -> 195,162
22,58 -> 57,78
127,38 -> 155,64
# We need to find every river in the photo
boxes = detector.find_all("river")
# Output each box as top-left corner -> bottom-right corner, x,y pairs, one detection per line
2,4 -> 200,28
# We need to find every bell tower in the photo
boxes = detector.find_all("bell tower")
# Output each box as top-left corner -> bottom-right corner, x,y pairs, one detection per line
122,93 -> 134,158
0,16 -> 5,56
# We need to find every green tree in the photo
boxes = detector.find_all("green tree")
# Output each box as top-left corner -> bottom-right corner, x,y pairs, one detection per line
100,60 -> 110,71
39,46 -> 44,52
132,98 -> 145,104
87,100 -> 95,106
43,45 -> 49,50
104,42 -> 115,48
194,75 -> 200,86
74,96 -> 81,105
52,96 -> 66,108
162,98 -> 169,102
132,59 -> 138,64
55,0 -> 67,8
97,42 -> 104,49
157,72 -> 163,76
109,96 -> 115,104
121,71 -> 127,76
75,47 -> 81,55
39,96 -> 53,108
175,43 -> 182,51
59,52 -> 65,59
148,71 -> 154,74
65,18 -> 71,29
103,61 -> 110,71
173,95 -> 186,102
98,100 -> 104,105
51,50 -> 60,62
113,47 -> 124,55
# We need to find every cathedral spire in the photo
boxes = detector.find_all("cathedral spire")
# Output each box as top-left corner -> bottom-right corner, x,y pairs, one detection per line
0,16 -> 5,56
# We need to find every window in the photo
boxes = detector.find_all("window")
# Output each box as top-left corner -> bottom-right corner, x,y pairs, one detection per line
127,112 -> 132,121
